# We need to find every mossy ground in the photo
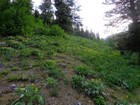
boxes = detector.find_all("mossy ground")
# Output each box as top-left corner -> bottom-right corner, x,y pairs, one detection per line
0,35 -> 140,105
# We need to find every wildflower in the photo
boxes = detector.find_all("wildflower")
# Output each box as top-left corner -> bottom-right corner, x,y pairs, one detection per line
34,80 -> 37,85
2,86 -> 6,91
10,84 -> 16,91
35,88 -> 38,92
31,83 -> 34,86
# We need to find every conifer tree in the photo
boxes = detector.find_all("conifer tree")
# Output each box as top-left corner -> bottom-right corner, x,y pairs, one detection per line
54,0 -> 73,33
39,0 -> 53,26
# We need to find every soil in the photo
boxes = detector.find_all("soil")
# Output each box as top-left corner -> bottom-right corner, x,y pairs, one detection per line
0,53 -> 94,105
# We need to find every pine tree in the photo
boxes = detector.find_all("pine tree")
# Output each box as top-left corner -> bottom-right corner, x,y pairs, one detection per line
105,0 -> 140,65
34,9 -> 40,19
54,0 -> 73,33
39,0 -> 53,26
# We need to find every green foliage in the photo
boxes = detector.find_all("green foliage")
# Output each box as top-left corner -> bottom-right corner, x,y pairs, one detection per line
7,75 -> 24,82
20,59 -> 30,67
54,0 -> 73,33
31,49 -> 45,59
0,47 -> 14,60
39,0 -> 53,26
71,75 -> 84,90
47,50 -> 56,59
11,85 -> 45,105
48,25 -> 65,37
6,40 -> 26,50
61,35 -> 140,91
11,67 -> 19,71
48,69 -> 64,79
19,48 -> 31,58
34,19 -> 49,35
42,60 -> 56,70
114,99 -> 129,105
63,78 -> 70,85
46,77 -> 58,88
71,75 -> 106,104
74,65 -> 90,76
82,79 -> 104,97
24,36 -> 48,50
0,0 -> 34,36
94,96 -> 106,105
0,71 -> 8,78
46,77 -> 58,96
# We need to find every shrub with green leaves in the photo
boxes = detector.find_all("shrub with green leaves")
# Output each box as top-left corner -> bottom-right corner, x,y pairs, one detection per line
46,77 -> 58,96
20,59 -> 30,67
71,75 -> 85,90
47,50 -> 56,59
82,79 -> 106,105
42,60 -> 56,70
31,49 -> 45,59
11,85 -> 45,105
0,47 -> 14,60
14,36 -> 26,42
19,48 -> 31,58
6,40 -> 26,50
34,19 -> 49,35
82,79 -> 104,97
0,71 -> 8,78
46,77 -> 58,88
47,68 -> 63,79
74,65 -> 90,76
48,25 -> 65,37
94,96 -> 106,105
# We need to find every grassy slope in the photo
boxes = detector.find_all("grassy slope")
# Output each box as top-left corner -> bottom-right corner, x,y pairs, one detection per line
0,35 -> 140,104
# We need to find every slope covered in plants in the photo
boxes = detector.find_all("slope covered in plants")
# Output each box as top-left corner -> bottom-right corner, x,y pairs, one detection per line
0,35 -> 140,105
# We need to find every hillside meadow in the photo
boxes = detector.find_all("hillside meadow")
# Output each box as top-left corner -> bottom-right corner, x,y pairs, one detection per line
0,35 -> 140,105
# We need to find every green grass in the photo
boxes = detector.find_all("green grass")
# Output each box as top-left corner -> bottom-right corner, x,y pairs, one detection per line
1,35 -> 140,90
60,36 -> 140,91
0,34 -> 140,104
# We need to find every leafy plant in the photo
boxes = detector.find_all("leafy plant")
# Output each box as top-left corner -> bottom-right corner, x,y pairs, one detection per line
74,65 -> 90,76
0,47 -> 14,60
19,48 -> 31,58
6,40 -> 26,50
94,96 -> 106,105
82,79 -> 104,97
82,79 -> 106,105
48,25 -> 65,37
46,77 -> 58,96
20,59 -> 30,67
46,77 -> 58,88
42,60 -> 56,70
114,99 -> 129,105
0,71 -> 8,78
11,85 -> 45,105
31,49 -> 45,59
47,49 -> 56,59
63,77 -> 70,85
47,68 -> 63,79
71,75 -> 85,90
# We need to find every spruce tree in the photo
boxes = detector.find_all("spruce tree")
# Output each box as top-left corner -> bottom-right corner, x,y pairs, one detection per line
39,0 -> 53,26
105,0 -> 140,65
54,0 -> 73,33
